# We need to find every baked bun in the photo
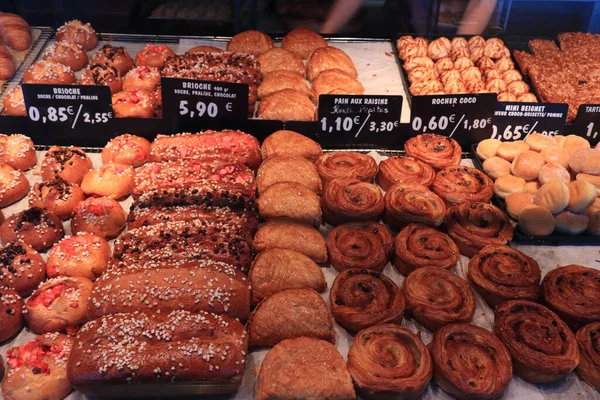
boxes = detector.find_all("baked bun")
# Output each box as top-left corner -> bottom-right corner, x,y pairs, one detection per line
112,88 -> 157,118
2,85 -> 26,116
586,197 -> 600,217
577,173 -> 600,196
261,130 -> 322,161
476,138 -> 500,160
41,40 -> 88,71
533,180 -> 570,213
307,47 -> 357,81
282,28 -> 327,59
0,134 -> 36,171
56,20 -> 98,50
227,30 -> 273,55
79,63 -> 122,94
135,44 -> 175,68
186,45 -> 223,53
257,70 -> 311,99
91,44 -> 134,75
554,211 -> 589,235
494,174 -> 527,199
497,140 -> 530,161
46,233 -> 110,280
526,180 -> 541,194
258,89 -> 315,121
569,148 -> 600,174
506,192 -> 534,219
519,205 -> 555,236
2,334 -> 73,400
483,156 -> 511,179
23,60 -> 75,84
28,178 -> 85,220
0,287 -> 23,342
541,145 -> 569,168
311,69 -> 364,102
122,66 -> 161,92
567,180 -> 596,213
0,207 -> 64,251
71,197 -> 126,239
538,162 -> 570,185
102,134 -> 150,167
257,47 -> 305,76
511,151 -> 545,180
561,134 -> 590,156
41,145 -> 92,184
0,164 -> 29,207
525,133 -> 557,151
0,241 -> 45,296
81,163 -> 134,199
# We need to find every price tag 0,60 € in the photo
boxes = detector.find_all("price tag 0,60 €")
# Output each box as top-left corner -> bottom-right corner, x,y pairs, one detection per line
573,104 -> 600,146
22,84 -> 114,130
491,102 -> 568,141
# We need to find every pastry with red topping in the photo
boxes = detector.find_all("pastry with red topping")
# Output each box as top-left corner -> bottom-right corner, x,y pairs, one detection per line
40,146 -> 92,185
135,44 -> 175,68
90,44 -> 133,75
70,197 -> 126,239
122,66 -> 161,92
0,208 -> 64,252
112,89 -> 156,118
101,134 -> 150,167
0,241 -> 45,296
46,233 -> 110,281
0,287 -> 24,342
81,163 -> 134,199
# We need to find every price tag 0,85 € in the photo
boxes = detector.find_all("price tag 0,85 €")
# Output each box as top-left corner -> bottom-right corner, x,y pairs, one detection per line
410,93 -> 496,145
22,84 -> 114,130
573,105 -> 600,146
491,102 -> 568,141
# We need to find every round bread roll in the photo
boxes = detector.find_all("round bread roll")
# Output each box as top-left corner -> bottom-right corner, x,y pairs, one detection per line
576,173 -> 600,196
588,211 -> 600,236
81,163 -> 134,199
526,180 -> 541,194
0,134 -> 37,171
540,146 -> 569,168
585,197 -> 600,217
538,162 -> 570,185
476,138 -> 501,160
497,140 -> 530,162
567,180 -> 596,213
554,211 -> 588,235
28,178 -> 86,220
281,28 -> 327,59
226,30 -> 274,55
102,134 -> 151,167
553,135 -> 566,145
525,133 -> 557,151
494,174 -> 527,199
511,151 -> 545,180
518,205 -> 555,236
46,233 -> 111,280
186,45 -> 223,54
306,47 -> 357,81
483,156 -> 511,179
506,192 -> 534,219
568,148 -> 600,174
533,180 -> 569,214
0,287 -> 23,342
561,134 -> 590,156
0,164 -> 29,207
71,197 -> 126,239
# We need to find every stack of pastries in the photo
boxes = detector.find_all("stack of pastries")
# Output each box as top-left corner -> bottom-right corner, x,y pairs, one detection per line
397,35 -> 536,101
477,133 -> 600,236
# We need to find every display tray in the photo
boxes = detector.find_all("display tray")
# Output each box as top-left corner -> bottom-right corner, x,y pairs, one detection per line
470,143 -> 600,245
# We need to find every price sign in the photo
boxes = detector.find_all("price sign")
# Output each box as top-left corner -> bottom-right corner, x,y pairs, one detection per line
317,94 -> 403,144
573,105 -> 600,146
491,102 -> 568,141
410,94 -> 496,145
161,78 -> 248,120
22,84 -> 113,130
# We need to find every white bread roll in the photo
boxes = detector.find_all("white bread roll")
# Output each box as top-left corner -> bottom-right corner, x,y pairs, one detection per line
518,205 -> 555,236
533,179 -> 569,214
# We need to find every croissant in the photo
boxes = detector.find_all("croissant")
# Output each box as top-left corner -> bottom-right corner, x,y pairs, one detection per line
0,13 -> 31,51
0,44 -> 15,80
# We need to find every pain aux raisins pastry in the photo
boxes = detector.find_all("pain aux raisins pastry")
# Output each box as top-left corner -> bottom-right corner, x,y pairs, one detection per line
404,133 -> 461,170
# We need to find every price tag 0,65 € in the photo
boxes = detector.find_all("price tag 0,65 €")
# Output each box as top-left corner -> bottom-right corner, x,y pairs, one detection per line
491,102 -> 568,141
317,94 -> 403,146
22,84 -> 114,130
410,93 -> 497,145
573,105 -> 600,146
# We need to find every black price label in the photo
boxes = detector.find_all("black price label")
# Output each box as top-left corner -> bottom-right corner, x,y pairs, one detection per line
317,95 -> 403,144
161,78 -> 248,120
22,84 -> 113,129
410,94 -> 496,144
573,105 -> 600,145
492,102 -> 568,141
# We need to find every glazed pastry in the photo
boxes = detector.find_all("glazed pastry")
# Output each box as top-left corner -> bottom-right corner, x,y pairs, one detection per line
0,241 -> 45,296
40,145 -> 92,185
326,222 -> 393,272
23,60 -> 75,84
256,337 -> 355,400
384,183 -> 446,230
257,47 -> 305,76
0,134 -> 36,170
46,233 -> 111,281
258,88 -> 315,122
122,66 -> 161,92
81,163 -> 135,199
257,181 -> 322,227
316,151 -> 377,183
575,322 -> 600,391
79,63 -> 122,95
321,178 -> 384,225
102,134 -> 150,167
2,85 -> 26,116
376,156 -> 435,190
330,269 -> 404,333
90,44 -> 134,75
404,133 -> 461,169
307,46 -> 357,81
2,334 -> 73,400
28,177 -> 86,220
468,244 -> 540,308
311,68 -> 364,101
24,276 -> 93,334
446,202 -> 514,257
254,219 -> 327,263
257,69 -> 311,99
257,155 -> 322,194
430,323 -> 512,400
135,44 -> 175,67
71,197 -> 127,239
541,264 -> 600,330
0,287 -> 23,342
260,130 -> 322,161
393,223 -> 459,275
56,20 -> 97,50
403,267 -> 475,331
112,89 -> 156,118
226,30 -> 274,55
0,163 -> 29,207
42,40 -> 88,71
281,27 -> 327,59
0,207 -> 64,251
249,248 -> 326,305
494,300 -> 579,383
432,166 -> 494,204
347,324 -> 432,399
248,288 -> 335,346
